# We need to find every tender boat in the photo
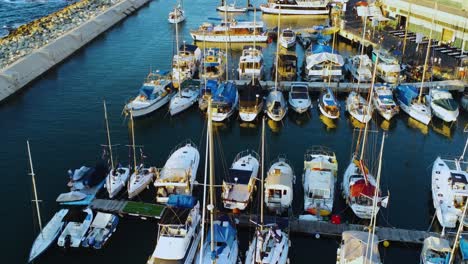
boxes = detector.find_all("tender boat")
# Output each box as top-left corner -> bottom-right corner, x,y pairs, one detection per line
303,43 -> 344,82
169,79 -> 200,116
260,0 -> 330,15
238,46 -> 264,80
244,225 -> 290,264
395,85 -> 432,125
168,4 -> 185,24
154,141 -> 200,203
172,44 -> 202,86
57,208 -> 93,248
200,48 -> 226,81
265,90 -> 288,121
125,70 -> 174,117
216,1 -> 247,12
198,80 -> 218,111
346,91 -> 373,124
191,19 -> 267,43
420,236 -> 451,264
432,156 -> 468,228
239,78 -> 264,122
372,84 -> 399,121
29,209 -> 69,262
372,49 -> 402,84
318,87 -> 340,119
106,166 -> 130,199
288,82 -> 311,114
345,55 -> 373,83
265,157 -> 295,214
279,28 -> 296,48
272,50 -> 297,81
336,231 -> 382,264
147,195 -> 201,264
211,81 -> 239,122
222,150 -> 260,210
82,212 -> 119,250
302,146 -> 337,221
426,89 -> 459,122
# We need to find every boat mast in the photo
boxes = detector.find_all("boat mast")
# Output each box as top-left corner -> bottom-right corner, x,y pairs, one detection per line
103,101 -> 115,170
27,140 -> 43,237
418,2 -> 437,104
260,116 -> 265,231
224,1 -> 229,81
175,15 -> 181,94
252,6 -> 256,83
208,97 -> 216,264
274,5 -> 281,92
130,111 -> 138,172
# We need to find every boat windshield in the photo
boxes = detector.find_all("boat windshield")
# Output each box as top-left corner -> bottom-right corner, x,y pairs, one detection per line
434,99 -> 458,111
291,92 -> 309,99
282,31 -> 294,37
308,189 -> 330,199
378,95 -> 395,105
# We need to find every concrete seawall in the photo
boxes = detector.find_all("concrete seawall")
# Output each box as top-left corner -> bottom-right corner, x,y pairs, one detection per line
0,0 -> 151,102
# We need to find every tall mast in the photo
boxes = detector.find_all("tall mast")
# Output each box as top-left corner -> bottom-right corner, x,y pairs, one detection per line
418,2 -> 437,104
260,116 -> 265,231
274,5 -> 281,92
130,111 -> 137,172
175,16 -> 181,94
27,140 -> 43,236
103,101 -> 115,170
208,97 -> 215,263
224,1 -> 229,81
252,7 -> 256,83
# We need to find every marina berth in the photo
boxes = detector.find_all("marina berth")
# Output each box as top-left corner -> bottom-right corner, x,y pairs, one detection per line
222,150 -> 260,210
169,79 -> 200,116
336,231 -> 382,264
272,51 -> 298,82
426,89 -> 459,123
303,42 -> 344,82
372,84 -> 399,121
420,236 -> 451,264
154,141 -> 200,203
190,19 -> 268,43
57,208 -> 93,248
395,85 -> 432,125
238,46 -> 265,80
260,0 -> 330,15
345,55 -> 373,83
279,28 -> 296,49
82,212 -> 119,250
288,82 -> 312,114
200,48 -> 226,81
265,157 -> 295,214
147,195 -> 201,264
172,44 -> 202,86
239,78 -> 264,122
211,81 -> 239,122
318,87 -> 340,119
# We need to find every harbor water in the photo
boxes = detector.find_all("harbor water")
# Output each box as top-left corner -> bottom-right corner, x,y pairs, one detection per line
1,0 -> 467,262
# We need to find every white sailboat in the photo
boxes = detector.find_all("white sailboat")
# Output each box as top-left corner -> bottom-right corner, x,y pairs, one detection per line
288,82 -> 311,114
222,150 -> 260,211
426,88 -> 459,122
168,1 -> 185,24
104,101 -> 130,199
318,87 -> 340,119
57,208 -> 93,248
27,141 -> 69,263
372,84 -> 399,121
265,156 -> 294,215
301,146 -> 338,221
346,91 -> 373,124
279,28 -> 296,49
127,112 -> 155,199
154,141 -> 200,203
216,0 -> 247,12
170,80 -> 200,116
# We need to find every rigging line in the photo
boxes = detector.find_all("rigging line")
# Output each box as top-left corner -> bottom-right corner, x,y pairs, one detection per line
426,211 -> 437,233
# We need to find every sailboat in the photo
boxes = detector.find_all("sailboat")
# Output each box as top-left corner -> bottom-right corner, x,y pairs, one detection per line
245,117 -> 290,264
395,85 -> 432,125
195,96 -> 239,264
28,141 -> 69,263
168,1 -> 185,24
346,91 -> 373,124
127,112 -> 155,199
288,82 -> 311,114
336,231 -> 382,264
426,88 -> 459,122
318,87 -> 340,119
216,0 -> 247,12
211,81 -> 239,122
239,78 -> 263,122
104,101 -> 130,199
266,8 -> 287,122
170,80 -> 200,116
372,84 -> 399,121
264,156 -> 295,215
198,80 -> 218,112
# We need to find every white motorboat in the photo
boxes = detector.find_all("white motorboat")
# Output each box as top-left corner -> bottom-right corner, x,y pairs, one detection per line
260,0 -> 330,15
279,28 -> 296,49
57,208 -> 93,248
265,157 -> 294,214
124,70 -> 174,117
211,81 -> 239,122
372,49 -> 403,84
216,2 -> 247,12
154,141 -> 200,203
169,80 -> 200,116
239,78 -> 264,122
265,90 -> 288,122
303,43 -> 344,82
147,195 -> 201,264
222,150 -> 260,211
245,225 -> 290,264
82,212 -> 119,250
420,236 -> 451,264
237,46 -> 264,80
336,231 -> 382,264
200,48 -> 226,81
288,82 -> 311,114
29,209 -> 69,262
346,91 -> 373,124
395,85 -> 432,125
168,4 -> 185,24
302,146 -> 337,221
172,44 -> 202,87
128,166 -> 155,199
372,84 -> 399,121
345,55 -> 373,83
426,89 -> 459,122
318,87 -> 340,119
432,156 -> 468,228
190,19 -> 268,43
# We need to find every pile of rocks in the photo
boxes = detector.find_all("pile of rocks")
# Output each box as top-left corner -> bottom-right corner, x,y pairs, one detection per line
0,0 -> 121,69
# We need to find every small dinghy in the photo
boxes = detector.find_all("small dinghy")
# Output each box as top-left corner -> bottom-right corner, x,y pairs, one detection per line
82,212 -> 119,249
372,84 -> 399,121
169,80 -> 200,116
346,91 -> 372,124
168,4 -> 185,24
420,236 -> 451,264
57,208 -> 93,248
265,90 -> 288,121
56,191 -> 87,203
288,82 -> 311,114
318,87 -> 340,119
426,88 -> 459,122
279,28 -> 296,49
265,157 -> 295,214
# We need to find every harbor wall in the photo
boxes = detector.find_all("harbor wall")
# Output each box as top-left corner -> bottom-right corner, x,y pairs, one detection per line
0,0 -> 151,102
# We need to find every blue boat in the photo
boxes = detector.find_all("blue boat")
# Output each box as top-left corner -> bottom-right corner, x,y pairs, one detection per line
82,212 -> 119,249
198,79 -> 218,111
211,81 -> 239,122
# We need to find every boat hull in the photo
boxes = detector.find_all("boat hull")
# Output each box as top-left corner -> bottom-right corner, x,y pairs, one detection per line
318,103 -> 339,119
106,168 -> 130,199
170,90 -> 199,116
128,170 -> 154,199
260,4 -> 329,15
191,33 -> 268,43
398,100 -> 431,125
430,103 -> 459,123
127,94 -> 173,117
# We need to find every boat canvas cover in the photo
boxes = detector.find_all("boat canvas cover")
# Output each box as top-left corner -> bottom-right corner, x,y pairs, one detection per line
461,237 -> 468,260
207,222 -> 237,255
91,212 -> 113,229
200,80 -> 218,96
82,161 -> 108,187
342,231 -> 381,264
228,168 -> 253,184
213,82 -> 237,105
306,53 -> 344,69
305,171 -> 331,196
378,63 -> 400,73
140,85 -> 156,100
434,98 -> 458,111
239,79 -> 262,107
350,179 -> 376,198
323,88 -> 338,106
167,195 -> 196,209
396,85 -> 418,106
311,43 -> 336,54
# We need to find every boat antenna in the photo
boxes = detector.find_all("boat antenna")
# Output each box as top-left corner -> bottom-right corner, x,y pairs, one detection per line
27,140 -> 43,237
260,116 -> 265,231
274,4 -> 281,92
418,2 -> 437,104
208,97 -> 216,263
130,111 -> 138,172
460,134 -> 468,162
224,0 -> 229,81
103,100 -> 115,170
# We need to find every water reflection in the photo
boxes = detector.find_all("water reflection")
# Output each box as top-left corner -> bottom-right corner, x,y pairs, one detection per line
319,113 -> 337,130
288,110 -> 311,127
431,119 -> 456,139
267,118 -> 282,133
348,115 -> 366,129
407,117 -> 429,135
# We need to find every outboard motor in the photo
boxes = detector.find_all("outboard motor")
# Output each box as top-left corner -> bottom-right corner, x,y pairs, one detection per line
64,235 -> 72,249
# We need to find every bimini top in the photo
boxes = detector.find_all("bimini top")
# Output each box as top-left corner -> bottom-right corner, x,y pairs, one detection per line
341,231 -> 381,264
200,80 -> 218,96
168,194 -> 197,209
179,44 -> 199,53
396,85 -> 419,106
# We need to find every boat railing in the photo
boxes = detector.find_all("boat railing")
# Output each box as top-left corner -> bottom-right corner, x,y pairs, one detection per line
268,154 -> 293,170
233,149 -> 260,163
168,139 -> 198,158
304,146 -> 336,160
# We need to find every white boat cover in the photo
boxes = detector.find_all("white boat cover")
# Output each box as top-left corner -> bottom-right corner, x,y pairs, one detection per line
341,231 -> 381,264
265,169 -> 293,190
56,191 -> 87,202
422,237 -> 451,253
91,212 -> 113,229
306,53 -> 344,70
378,63 -> 400,73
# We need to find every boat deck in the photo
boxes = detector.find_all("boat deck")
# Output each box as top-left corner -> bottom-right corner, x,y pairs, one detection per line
90,199 -> 165,219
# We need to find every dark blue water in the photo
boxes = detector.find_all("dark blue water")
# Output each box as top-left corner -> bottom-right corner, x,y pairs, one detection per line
0,0 -> 466,263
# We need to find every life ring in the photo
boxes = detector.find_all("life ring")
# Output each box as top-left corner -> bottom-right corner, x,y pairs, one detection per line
206,56 -> 216,63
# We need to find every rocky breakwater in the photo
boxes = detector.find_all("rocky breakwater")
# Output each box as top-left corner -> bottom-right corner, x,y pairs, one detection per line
0,0 -> 150,102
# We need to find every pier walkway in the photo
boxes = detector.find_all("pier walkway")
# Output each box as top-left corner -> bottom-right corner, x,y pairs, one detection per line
90,199 -> 165,219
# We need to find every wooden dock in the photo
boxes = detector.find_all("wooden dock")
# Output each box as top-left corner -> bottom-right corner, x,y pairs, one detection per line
90,199 -> 165,219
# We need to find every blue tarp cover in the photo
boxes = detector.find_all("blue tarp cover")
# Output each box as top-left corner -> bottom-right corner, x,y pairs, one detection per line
461,238 -> 468,260
213,82 -> 237,105
311,43 -> 336,54
200,80 -> 218,96
139,85 -> 155,100
167,195 -> 196,209
206,221 -> 237,254
396,85 -> 418,106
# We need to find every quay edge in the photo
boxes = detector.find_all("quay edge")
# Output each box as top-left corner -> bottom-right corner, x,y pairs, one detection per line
0,0 -> 152,103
